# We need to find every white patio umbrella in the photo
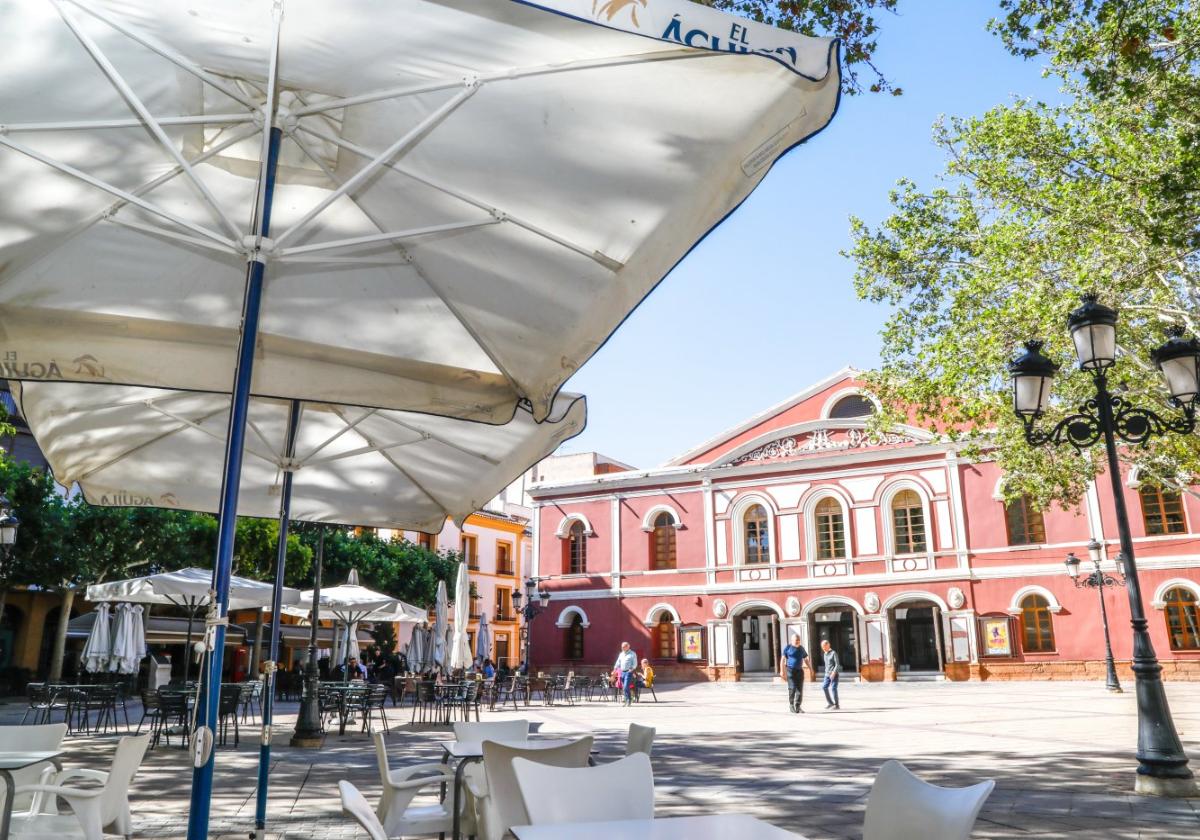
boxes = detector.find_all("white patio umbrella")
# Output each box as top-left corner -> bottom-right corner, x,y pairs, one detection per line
432,581 -> 449,673
1,4 -> 840,835
449,563 -> 472,671
475,613 -> 491,666
88,568 -> 301,682
80,602 -> 112,673
13,382 -> 585,532
107,602 -> 143,675
408,624 -> 427,674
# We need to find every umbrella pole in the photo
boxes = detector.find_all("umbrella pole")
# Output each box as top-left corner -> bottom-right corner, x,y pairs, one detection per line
254,399 -> 300,839
183,605 -> 196,684
187,121 -> 284,840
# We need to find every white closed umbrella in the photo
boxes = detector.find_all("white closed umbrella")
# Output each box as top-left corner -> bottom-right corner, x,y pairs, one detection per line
81,602 -> 112,673
432,581 -> 449,673
131,604 -> 147,664
449,563 -> 473,671
408,624 -> 427,674
475,612 -> 491,665
107,603 -> 133,674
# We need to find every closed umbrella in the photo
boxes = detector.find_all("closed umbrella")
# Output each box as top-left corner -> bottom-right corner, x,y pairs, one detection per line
475,613 -> 491,666
432,581 -> 449,673
81,602 -> 111,673
107,603 -> 141,675
408,624 -> 427,674
449,563 -> 472,671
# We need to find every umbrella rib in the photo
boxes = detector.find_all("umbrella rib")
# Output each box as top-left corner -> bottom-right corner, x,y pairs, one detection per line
284,125 -> 526,398
2,114 -> 256,132
0,136 -> 237,249
72,405 -> 230,483
276,219 -> 499,257
274,84 -> 478,248
144,402 -> 279,466
246,418 -> 278,461
296,406 -> 377,464
292,48 -> 712,117
43,389 -> 205,419
249,3 -> 284,250
294,123 -> 623,271
371,412 -> 502,466
301,435 -> 430,467
105,215 -> 241,256
329,406 -> 451,512
53,1 -> 246,243
62,0 -> 260,110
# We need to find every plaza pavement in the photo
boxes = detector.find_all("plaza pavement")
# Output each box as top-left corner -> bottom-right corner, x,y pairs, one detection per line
3,679 -> 1200,839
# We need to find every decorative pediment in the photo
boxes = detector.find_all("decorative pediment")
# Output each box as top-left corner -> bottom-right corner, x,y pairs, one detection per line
716,421 -> 933,467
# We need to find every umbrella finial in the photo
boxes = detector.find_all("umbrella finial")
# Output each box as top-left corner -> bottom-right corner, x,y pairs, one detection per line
347,568 -> 360,586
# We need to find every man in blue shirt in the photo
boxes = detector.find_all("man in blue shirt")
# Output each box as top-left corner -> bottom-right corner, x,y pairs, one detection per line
778,633 -> 811,713
614,641 -> 637,706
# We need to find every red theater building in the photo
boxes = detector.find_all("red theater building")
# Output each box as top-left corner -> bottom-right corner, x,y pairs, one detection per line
526,369 -> 1200,682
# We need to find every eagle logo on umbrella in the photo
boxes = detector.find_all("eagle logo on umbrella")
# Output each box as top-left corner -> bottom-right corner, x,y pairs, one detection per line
593,0 -> 647,27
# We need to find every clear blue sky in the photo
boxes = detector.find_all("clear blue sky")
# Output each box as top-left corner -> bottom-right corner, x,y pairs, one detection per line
557,0 -> 1062,468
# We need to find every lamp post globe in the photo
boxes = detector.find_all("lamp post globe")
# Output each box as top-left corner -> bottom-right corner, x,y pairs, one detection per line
1065,552 -> 1082,581
1151,326 -> 1200,408
1067,293 -> 1118,370
1008,341 -> 1058,419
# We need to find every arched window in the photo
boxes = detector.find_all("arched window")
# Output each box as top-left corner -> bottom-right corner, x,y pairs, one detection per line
565,520 -> 587,574
1140,486 -> 1186,535
1005,496 -> 1046,546
1164,587 -> 1200,651
744,504 -> 770,564
563,614 -> 585,659
891,490 -> 927,554
828,394 -> 875,418
651,512 -> 676,570
655,614 -> 676,658
815,497 -> 847,560
1020,594 -> 1055,652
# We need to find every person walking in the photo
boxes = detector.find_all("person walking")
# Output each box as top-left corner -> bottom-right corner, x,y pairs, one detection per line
614,641 -> 637,706
779,633 -> 811,713
821,639 -> 841,710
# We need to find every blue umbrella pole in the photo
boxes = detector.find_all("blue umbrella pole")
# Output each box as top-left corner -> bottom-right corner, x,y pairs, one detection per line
255,398 -> 300,838
187,125 -> 283,840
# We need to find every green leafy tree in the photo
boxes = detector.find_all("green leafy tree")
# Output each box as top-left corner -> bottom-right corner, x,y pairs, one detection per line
846,0 -> 1200,507
692,0 -> 901,94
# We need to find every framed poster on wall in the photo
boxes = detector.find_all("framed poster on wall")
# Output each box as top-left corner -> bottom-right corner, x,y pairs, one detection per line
980,616 -> 1012,657
680,626 -> 704,661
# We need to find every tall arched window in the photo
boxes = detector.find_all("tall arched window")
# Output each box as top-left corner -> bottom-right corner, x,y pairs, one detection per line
1164,587 -> 1200,651
651,512 -> 677,570
815,497 -> 847,560
1020,594 -> 1055,652
891,490 -> 927,554
1140,486 -> 1186,535
563,614 -> 585,659
1005,496 -> 1046,546
744,504 -> 770,564
655,614 -> 676,658
565,520 -> 587,574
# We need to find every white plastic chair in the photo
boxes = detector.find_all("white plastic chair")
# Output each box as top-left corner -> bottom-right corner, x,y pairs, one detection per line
625,723 -> 656,757
863,760 -> 995,840
0,724 -> 66,813
339,781 -> 387,840
371,732 -> 462,837
451,719 -> 530,743
513,751 -> 654,826
13,733 -> 150,840
465,736 -> 594,840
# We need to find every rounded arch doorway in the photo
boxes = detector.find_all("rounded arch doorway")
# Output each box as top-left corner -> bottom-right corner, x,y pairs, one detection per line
887,594 -> 946,675
804,599 -> 860,676
730,600 -> 784,676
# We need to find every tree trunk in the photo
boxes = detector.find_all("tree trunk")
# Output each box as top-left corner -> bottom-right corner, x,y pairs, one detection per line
49,587 -> 75,681
250,607 -> 264,677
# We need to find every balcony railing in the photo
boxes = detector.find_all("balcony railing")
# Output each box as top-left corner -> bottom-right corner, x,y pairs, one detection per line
496,563 -> 515,576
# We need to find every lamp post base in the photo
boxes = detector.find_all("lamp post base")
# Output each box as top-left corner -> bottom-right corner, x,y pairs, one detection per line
289,733 -> 324,749
1135,773 -> 1199,798
1106,684 -> 1124,693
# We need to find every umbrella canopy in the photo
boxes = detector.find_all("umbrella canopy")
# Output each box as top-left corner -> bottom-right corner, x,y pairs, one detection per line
449,563 -> 472,670
0,0 -> 840,426
432,581 -> 449,672
108,602 -> 144,675
12,382 -> 585,532
88,567 -> 301,612
81,602 -> 111,673
475,612 -> 491,664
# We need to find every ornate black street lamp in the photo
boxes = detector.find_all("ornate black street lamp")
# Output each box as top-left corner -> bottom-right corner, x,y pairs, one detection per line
511,577 -> 550,672
290,527 -> 324,747
0,493 -> 20,597
1009,293 -> 1199,796
1066,539 -> 1127,692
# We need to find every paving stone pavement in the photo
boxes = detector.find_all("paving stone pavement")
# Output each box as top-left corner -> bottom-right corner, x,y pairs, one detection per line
3,679 -> 1199,838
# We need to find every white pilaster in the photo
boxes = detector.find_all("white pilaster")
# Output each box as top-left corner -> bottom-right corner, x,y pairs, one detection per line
611,495 -> 622,594
702,478 -> 716,584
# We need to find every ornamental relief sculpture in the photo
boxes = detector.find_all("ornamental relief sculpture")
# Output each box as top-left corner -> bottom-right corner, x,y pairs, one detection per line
948,587 -> 966,610
713,598 -> 728,619
733,428 -> 919,464
864,591 -> 881,613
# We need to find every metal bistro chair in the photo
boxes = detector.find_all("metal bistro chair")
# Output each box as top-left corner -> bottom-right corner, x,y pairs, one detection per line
152,690 -> 190,749
21,683 -> 62,725
238,680 -> 262,724
217,684 -> 242,748
76,685 -> 119,735
456,679 -> 481,722
493,675 -> 524,711
549,674 -> 575,706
